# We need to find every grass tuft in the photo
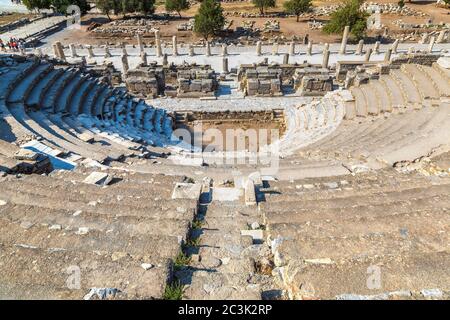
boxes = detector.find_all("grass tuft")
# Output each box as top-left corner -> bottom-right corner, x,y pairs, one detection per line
163,280 -> 184,300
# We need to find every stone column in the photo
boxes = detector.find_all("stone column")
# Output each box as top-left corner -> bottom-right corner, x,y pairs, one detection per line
428,36 -> 436,53
307,41 -> 313,56
324,43 -> 329,53
206,41 -> 211,56
355,40 -> 364,55
221,43 -> 228,56
121,54 -> 129,74
384,48 -> 392,62
69,43 -> 78,58
34,48 -> 43,57
87,45 -> 94,58
391,39 -> 399,54
436,30 -> 446,44
188,44 -> 195,56
283,53 -> 289,64
272,42 -> 278,55
104,45 -> 112,58
373,41 -> 380,54
141,51 -> 148,66
339,25 -> 350,55
137,34 -> 144,53
55,41 -> 65,61
223,57 -> 229,74
163,53 -> 168,66
289,42 -> 295,55
155,30 -> 162,57
420,33 -> 429,44
322,50 -> 330,69
364,48 -> 372,62
256,41 -> 262,56
122,47 -> 128,57
52,43 -> 58,57
172,36 -> 178,56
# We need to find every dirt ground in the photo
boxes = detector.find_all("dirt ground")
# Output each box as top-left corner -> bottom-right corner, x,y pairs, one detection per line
30,1 -> 450,46
0,12 -> 35,25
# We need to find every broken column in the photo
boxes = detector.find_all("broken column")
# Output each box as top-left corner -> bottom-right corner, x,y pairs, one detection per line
436,30 -> 446,44
289,42 -> 295,55
364,48 -> 372,62
104,45 -> 112,58
221,43 -> 228,56
122,46 -> 128,57
54,41 -> 66,61
87,45 -> 94,58
206,41 -> 211,56
172,36 -> 178,56
428,36 -> 436,53
222,57 -> 229,74
163,53 -> 168,66
137,34 -> 144,53
373,41 -> 380,54
384,48 -> 392,62
355,40 -> 364,55
339,25 -> 350,55
69,43 -> 78,58
283,53 -> 289,64
307,41 -> 313,56
34,48 -> 43,57
121,54 -> 129,74
272,42 -> 278,55
322,50 -> 330,69
155,30 -> 162,57
256,41 -> 262,56
140,51 -> 148,66
420,33 -> 429,44
391,39 -> 399,54
188,44 -> 195,56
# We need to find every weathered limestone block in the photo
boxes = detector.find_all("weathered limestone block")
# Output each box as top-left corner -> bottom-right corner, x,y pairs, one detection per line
83,172 -> 112,186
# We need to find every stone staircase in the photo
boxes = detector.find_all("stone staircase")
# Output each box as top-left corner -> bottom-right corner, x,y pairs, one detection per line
260,163 -> 450,300
0,168 -> 200,299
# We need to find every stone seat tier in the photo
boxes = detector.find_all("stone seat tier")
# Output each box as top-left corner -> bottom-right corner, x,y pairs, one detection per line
27,68 -> 64,107
41,68 -> 77,111
359,84 -> 380,116
378,75 -> 406,109
401,64 -> 440,100
55,73 -> 86,114
418,65 -> 450,97
350,87 -> 367,117
390,69 -> 422,107
7,63 -> 53,104
0,243 -> 171,299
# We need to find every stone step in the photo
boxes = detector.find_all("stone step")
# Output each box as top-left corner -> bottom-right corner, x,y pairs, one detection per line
7,63 -> 53,103
350,87 -> 368,117
55,73 -> 85,113
0,243 -> 171,299
0,218 -> 181,260
74,80 -> 96,116
360,84 -> 380,115
27,68 -> 64,107
378,75 -> 406,108
433,62 -> 450,80
82,82 -> 103,115
280,250 -> 449,299
419,65 -> 450,97
42,68 -> 77,111
0,61 -> 36,100
0,101 -> 35,143
262,183 -> 450,205
0,185 -> 197,221
267,208 -> 449,241
0,202 -> 190,240
390,69 -> 422,106
370,80 -> 392,113
401,64 -> 440,100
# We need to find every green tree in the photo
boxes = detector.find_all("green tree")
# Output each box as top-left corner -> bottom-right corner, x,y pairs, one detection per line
51,0 -> 90,14
96,0 -> 116,20
323,0 -> 369,40
22,0 -> 51,12
194,0 -> 225,40
165,0 -> 190,17
252,0 -> 276,15
397,0 -> 405,8
283,0 -> 312,22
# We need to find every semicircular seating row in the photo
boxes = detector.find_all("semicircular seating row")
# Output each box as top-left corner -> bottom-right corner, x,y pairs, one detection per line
0,54 -> 173,165
274,61 -> 450,177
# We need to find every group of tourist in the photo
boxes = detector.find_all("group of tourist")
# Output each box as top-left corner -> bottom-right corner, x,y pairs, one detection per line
0,38 -> 25,52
